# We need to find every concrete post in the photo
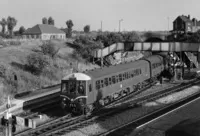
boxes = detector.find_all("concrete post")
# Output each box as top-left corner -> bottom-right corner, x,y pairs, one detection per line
197,52 -> 200,68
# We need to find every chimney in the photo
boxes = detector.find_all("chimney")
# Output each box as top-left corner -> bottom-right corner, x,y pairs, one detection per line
188,15 -> 190,20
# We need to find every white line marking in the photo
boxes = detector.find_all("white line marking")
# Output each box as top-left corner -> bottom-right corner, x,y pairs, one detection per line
136,94 -> 200,129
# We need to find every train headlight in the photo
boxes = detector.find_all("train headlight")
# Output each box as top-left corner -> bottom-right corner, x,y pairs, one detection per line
63,98 -> 66,101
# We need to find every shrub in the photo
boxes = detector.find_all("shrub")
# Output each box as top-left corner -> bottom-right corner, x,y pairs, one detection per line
8,40 -> 21,46
40,41 -> 60,58
26,53 -> 49,75
73,35 -> 103,61
96,32 -> 124,47
0,39 -> 7,47
0,63 -> 7,77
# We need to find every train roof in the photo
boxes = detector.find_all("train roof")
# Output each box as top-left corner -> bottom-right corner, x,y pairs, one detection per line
85,59 -> 148,79
62,73 -> 91,81
144,54 -> 163,62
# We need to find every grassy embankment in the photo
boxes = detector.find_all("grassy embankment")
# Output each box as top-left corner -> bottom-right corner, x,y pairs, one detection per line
0,39 -> 99,105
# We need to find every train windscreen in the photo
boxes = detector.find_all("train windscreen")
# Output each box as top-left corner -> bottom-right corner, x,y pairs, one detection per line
61,80 -> 85,95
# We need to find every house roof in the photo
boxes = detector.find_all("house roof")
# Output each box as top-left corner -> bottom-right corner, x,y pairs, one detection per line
173,15 -> 192,23
23,24 -> 65,35
179,15 -> 192,23
60,28 -> 68,33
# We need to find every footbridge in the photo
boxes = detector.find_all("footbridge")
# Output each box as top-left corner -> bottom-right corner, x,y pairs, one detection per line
92,42 -> 200,68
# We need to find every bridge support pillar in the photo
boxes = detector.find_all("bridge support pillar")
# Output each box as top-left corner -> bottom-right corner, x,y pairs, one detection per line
197,52 -> 200,68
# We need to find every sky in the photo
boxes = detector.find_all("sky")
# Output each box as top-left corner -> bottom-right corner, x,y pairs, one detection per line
1,0 -> 200,31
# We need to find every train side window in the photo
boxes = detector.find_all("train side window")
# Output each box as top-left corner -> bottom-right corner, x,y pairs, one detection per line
112,76 -> 116,84
134,70 -> 136,76
96,80 -> 100,89
109,77 -> 112,85
138,69 -> 141,75
104,78 -> 108,86
140,69 -> 142,74
135,69 -> 139,76
131,71 -> 134,77
126,72 -> 128,79
101,80 -> 104,88
116,75 -> 119,83
128,72 -> 131,79
125,72 -> 128,79
123,73 -> 125,80
119,74 -> 122,81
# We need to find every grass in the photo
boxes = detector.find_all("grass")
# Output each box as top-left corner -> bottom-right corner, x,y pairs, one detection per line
0,39 -> 99,106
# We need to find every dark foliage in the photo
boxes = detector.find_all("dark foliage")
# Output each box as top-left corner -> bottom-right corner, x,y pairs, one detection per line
84,25 -> 90,33
96,32 -> 124,47
73,35 -> 103,61
66,20 -> 74,37
26,53 -> 49,75
40,41 -> 60,58
19,26 -> 26,35
42,17 -> 48,24
48,17 -> 55,25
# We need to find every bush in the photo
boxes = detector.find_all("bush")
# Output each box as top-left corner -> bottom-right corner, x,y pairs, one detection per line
0,39 -> 7,47
0,63 -> 7,77
7,40 -> 21,46
96,32 -> 124,47
123,32 -> 141,42
73,35 -> 103,61
26,53 -> 49,75
40,41 -> 60,58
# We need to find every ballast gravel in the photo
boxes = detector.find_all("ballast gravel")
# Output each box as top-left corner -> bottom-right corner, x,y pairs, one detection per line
63,85 -> 200,136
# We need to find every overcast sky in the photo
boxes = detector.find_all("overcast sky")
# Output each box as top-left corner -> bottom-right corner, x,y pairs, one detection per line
1,0 -> 200,31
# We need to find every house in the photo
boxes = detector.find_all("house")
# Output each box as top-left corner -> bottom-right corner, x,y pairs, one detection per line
23,24 -> 65,40
173,15 -> 200,33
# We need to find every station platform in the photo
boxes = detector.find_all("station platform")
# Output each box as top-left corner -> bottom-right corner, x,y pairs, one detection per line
0,84 -> 60,117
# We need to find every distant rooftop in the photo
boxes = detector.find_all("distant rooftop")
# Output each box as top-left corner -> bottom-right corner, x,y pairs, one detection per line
23,24 -> 65,35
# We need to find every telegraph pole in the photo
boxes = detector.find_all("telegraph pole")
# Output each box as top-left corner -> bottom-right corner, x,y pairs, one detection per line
119,19 -> 123,32
101,21 -> 103,32
5,96 -> 12,136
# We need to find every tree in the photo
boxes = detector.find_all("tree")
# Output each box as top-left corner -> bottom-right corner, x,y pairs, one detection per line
84,25 -> 90,33
42,17 -> 48,24
40,41 -> 60,58
122,31 -> 141,42
19,26 -> 26,35
73,35 -> 103,61
96,32 -> 124,47
48,17 -> 54,25
66,20 -> 74,37
0,18 -> 7,34
7,16 -> 17,37
26,53 -> 49,75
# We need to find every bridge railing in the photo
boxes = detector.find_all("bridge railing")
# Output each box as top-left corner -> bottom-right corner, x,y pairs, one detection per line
92,42 -> 200,58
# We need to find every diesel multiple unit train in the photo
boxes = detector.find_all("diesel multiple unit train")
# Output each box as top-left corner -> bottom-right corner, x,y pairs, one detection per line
60,54 -> 170,114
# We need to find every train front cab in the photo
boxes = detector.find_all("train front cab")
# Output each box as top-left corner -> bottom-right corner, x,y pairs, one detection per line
60,73 -> 91,114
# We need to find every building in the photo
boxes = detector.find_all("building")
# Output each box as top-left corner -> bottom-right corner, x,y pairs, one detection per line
173,15 -> 200,34
23,24 -> 65,40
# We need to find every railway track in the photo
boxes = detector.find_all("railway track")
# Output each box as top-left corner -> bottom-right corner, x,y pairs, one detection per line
20,77 -> 200,136
14,113 -> 74,136
16,102 -> 60,119
98,78 -> 200,136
